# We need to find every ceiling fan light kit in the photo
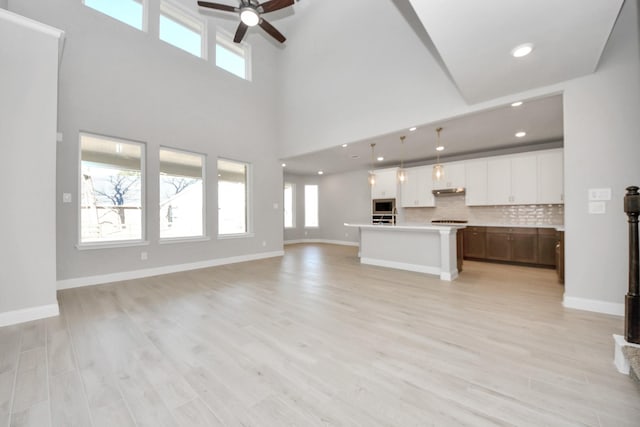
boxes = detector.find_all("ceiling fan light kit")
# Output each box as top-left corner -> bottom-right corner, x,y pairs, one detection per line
197,0 -> 293,43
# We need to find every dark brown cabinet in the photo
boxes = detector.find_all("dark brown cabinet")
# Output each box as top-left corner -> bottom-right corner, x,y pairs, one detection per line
464,226 -> 559,268
486,228 -> 512,261
537,228 -> 558,266
463,226 -> 486,259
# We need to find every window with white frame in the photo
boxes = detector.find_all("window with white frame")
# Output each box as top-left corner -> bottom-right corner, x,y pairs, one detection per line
83,0 -> 146,31
304,184 -> 318,228
159,1 -> 206,58
160,148 -> 205,239
216,31 -> 251,80
218,159 -> 250,235
80,133 -> 144,244
284,182 -> 295,228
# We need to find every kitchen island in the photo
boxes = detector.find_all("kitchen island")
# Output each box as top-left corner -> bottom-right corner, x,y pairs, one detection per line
345,223 -> 465,281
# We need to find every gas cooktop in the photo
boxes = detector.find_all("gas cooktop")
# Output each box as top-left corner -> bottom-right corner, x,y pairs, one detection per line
431,220 -> 469,224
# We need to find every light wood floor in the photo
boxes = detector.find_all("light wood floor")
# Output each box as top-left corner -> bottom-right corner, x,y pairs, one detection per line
1,244 -> 639,426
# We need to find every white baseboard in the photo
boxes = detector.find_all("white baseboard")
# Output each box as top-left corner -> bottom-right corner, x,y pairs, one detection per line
57,250 -> 284,290
284,239 -> 359,247
563,295 -> 624,316
0,303 -> 59,327
360,257 -> 441,277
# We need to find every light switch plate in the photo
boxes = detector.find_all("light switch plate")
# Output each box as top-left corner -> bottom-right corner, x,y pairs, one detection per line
589,201 -> 606,214
589,188 -> 611,201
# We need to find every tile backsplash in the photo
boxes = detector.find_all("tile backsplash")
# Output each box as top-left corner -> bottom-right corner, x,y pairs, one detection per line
402,195 -> 564,226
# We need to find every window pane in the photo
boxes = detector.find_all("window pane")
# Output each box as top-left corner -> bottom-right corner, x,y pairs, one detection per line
159,6 -> 203,58
218,159 -> 249,235
284,182 -> 294,228
216,42 -> 246,79
80,134 -> 144,243
160,149 -> 204,239
84,0 -> 144,30
304,185 -> 318,227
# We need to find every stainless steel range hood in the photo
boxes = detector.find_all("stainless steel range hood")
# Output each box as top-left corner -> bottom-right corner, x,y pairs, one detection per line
432,188 -> 466,196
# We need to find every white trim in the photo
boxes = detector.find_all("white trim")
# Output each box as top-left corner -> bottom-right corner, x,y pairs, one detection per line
440,271 -> 458,281
361,257 -> 441,277
0,303 -> 59,328
562,295 -> 624,316
0,8 -> 64,39
159,236 -> 210,244
217,233 -> 255,240
284,239 -> 359,247
57,250 -> 284,290
76,240 -> 150,250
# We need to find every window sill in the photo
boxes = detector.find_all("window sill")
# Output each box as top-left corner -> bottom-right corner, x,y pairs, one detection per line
159,236 -> 210,245
76,240 -> 150,250
304,226 -> 320,229
217,232 -> 255,240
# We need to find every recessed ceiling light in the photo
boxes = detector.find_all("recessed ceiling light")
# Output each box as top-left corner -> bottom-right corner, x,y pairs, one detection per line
511,101 -> 523,107
342,144 -> 348,148
281,163 -> 286,167
350,155 -> 360,159
511,43 -> 533,58
317,170 -> 324,175
377,156 -> 384,161
436,146 -> 445,152
515,131 -> 527,138
409,127 -> 417,132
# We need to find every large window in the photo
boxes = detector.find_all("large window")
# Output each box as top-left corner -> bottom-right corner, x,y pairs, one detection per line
216,31 -> 251,80
80,133 -> 144,244
83,0 -> 146,31
160,148 -> 205,239
304,185 -> 318,228
284,182 -> 295,228
160,1 -> 205,58
218,159 -> 250,235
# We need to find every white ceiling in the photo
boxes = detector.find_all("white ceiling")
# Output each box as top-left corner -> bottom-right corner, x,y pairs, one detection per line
408,0 -> 624,103
282,94 -> 563,175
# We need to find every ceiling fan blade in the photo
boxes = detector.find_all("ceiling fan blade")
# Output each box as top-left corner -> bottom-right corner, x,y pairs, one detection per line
197,1 -> 237,12
259,0 -> 294,14
259,18 -> 286,43
234,22 -> 249,43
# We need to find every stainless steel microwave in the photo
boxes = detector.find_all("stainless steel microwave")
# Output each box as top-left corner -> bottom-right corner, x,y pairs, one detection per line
372,198 -> 396,214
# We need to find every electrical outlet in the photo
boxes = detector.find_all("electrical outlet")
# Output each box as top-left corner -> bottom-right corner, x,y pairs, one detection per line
62,193 -> 72,203
262,240 -> 267,247
345,232 -> 349,237
304,231 -> 308,236
141,251 -> 148,260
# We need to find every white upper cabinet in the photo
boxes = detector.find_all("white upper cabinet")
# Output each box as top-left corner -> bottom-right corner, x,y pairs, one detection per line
464,160 -> 488,206
511,154 -> 538,204
487,157 -> 512,205
401,166 -> 435,207
537,149 -> 564,204
486,154 -> 538,205
432,162 -> 465,190
371,168 -> 398,199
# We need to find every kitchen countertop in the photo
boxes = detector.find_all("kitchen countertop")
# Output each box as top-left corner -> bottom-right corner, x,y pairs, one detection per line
423,222 -> 564,230
345,223 -> 465,231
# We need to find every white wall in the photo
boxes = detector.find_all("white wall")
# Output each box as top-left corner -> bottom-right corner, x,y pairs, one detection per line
10,0 -> 284,282
0,1 -> 7,10
278,0 -> 467,158
562,0 -> 640,312
0,10 -> 61,321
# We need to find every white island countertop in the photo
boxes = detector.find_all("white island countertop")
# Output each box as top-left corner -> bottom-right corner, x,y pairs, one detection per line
345,223 -> 463,281
344,223 -> 466,231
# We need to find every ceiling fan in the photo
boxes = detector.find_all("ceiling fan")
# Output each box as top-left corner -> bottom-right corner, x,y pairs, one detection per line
197,0 -> 294,44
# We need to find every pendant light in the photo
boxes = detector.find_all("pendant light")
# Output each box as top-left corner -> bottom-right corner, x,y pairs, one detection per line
432,127 -> 445,181
368,143 -> 376,186
397,135 -> 407,183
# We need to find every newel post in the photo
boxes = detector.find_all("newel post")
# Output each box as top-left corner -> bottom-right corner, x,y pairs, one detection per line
624,186 -> 640,344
